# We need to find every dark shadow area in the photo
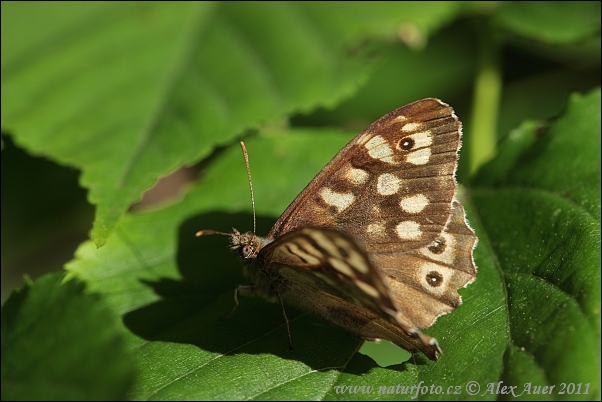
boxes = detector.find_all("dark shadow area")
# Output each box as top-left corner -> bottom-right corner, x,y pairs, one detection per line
123,211 -> 387,373
1,134 -> 94,302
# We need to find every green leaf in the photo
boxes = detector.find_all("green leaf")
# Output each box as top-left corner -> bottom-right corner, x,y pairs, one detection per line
496,2 -> 601,44
471,89 -> 601,399
1,272 -> 135,400
65,131 -> 374,400
0,137 -> 94,298
5,91 -> 600,399
1,2 -> 363,246
494,2 -> 601,70
1,2 -> 469,247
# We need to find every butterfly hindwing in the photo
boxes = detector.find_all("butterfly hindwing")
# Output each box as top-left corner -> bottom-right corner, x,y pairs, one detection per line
376,201 -> 477,330
270,277 -> 441,360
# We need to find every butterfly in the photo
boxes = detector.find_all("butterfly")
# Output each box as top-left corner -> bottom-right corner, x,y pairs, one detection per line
197,98 -> 477,361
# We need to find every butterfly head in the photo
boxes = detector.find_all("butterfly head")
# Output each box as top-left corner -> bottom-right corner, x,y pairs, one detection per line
195,142 -> 275,260
229,228 -> 272,259
196,228 -> 271,260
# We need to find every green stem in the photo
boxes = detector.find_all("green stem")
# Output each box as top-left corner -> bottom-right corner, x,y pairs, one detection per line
469,19 -> 502,175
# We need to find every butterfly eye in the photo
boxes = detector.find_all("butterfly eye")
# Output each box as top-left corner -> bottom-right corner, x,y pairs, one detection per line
241,244 -> 254,258
397,137 -> 415,151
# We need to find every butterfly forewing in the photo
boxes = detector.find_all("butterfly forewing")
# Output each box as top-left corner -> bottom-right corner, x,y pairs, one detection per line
259,228 -> 399,321
268,98 -> 462,255
257,227 -> 443,360
271,275 -> 442,360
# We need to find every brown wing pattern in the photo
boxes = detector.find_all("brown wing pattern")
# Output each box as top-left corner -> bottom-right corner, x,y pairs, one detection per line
268,98 -> 462,255
246,99 -> 477,361
375,201 -> 477,330
259,228 -> 398,320
259,227 -> 442,360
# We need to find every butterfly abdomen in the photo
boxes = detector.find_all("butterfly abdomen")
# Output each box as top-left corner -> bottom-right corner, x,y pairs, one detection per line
243,254 -> 289,303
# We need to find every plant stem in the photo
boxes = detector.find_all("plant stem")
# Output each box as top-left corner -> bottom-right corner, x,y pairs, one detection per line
469,18 -> 501,175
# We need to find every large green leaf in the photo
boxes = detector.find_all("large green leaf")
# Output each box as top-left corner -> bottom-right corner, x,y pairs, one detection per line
496,2 -> 601,44
3,98 -> 600,399
1,2 -> 469,247
469,90 -> 601,400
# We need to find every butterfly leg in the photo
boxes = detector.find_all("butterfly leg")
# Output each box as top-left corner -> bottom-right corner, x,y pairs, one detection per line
276,292 -> 293,351
221,284 -> 255,319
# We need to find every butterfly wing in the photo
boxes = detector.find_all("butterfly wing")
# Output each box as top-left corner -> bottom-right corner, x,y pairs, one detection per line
268,98 -> 462,254
377,201 -> 477,331
256,204 -> 475,360
259,100 -> 476,359
255,227 -> 442,359
258,227 -> 398,319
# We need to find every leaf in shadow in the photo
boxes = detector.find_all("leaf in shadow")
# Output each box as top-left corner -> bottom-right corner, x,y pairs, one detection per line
1,273 -> 135,401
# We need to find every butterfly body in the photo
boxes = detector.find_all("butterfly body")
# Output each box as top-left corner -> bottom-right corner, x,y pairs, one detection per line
200,98 -> 477,361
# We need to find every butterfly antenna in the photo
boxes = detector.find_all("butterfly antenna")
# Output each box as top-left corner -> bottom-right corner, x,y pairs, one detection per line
240,141 -> 256,234
195,229 -> 232,237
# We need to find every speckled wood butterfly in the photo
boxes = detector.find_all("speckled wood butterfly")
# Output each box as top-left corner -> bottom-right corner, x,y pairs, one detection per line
197,98 -> 477,361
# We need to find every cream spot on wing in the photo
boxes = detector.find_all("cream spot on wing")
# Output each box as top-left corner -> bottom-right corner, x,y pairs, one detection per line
395,221 -> 422,240
319,188 -> 355,213
345,167 -> 369,185
308,230 -> 339,257
328,257 -> 355,277
355,281 -> 380,298
365,135 -> 386,151
285,242 -> 321,265
402,122 -> 420,132
357,132 -> 372,145
421,233 -> 455,264
400,194 -> 429,213
395,115 -> 407,122
377,173 -> 400,195
406,148 -> 431,165
331,237 -> 369,274
419,263 -> 453,296
407,131 -> 433,148
294,238 -> 324,259
367,222 -> 386,235
349,257 -> 370,274
365,135 -> 395,164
